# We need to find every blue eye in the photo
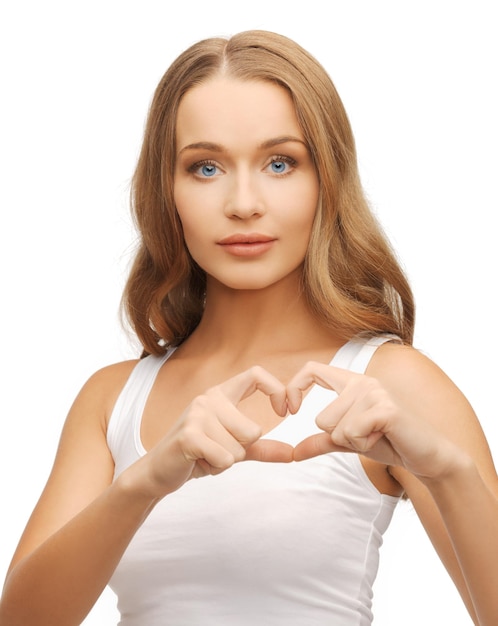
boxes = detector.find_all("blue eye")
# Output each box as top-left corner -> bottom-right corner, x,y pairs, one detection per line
270,160 -> 287,173
267,156 -> 296,175
199,163 -> 217,177
188,160 -> 220,178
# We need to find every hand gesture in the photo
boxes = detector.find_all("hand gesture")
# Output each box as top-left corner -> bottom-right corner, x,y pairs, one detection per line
287,361 -> 461,481
135,366 -> 293,499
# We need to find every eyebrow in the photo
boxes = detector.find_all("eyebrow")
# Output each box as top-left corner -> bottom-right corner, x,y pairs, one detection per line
177,135 -> 308,155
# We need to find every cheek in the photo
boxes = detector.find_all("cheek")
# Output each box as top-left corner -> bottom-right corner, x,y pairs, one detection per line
176,214 -> 201,255
173,181 -> 191,224
174,180 -> 219,229
288,182 -> 319,235
290,187 -> 319,259
173,205 -> 196,257
173,194 -> 214,267
174,186 -> 203,245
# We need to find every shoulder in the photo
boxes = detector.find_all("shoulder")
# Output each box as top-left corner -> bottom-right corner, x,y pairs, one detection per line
366,341 -> 496,486
84,359 -> 140,391
69,359 -> 140,431
367,340 -> 440,373
366,341 -> 468,407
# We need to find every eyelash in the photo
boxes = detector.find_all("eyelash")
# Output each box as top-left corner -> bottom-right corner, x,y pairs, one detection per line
186,155 -> 298,179
187,159 -> 219,178
267,155 -> 297,176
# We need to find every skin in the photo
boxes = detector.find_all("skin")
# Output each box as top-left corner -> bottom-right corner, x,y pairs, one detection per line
1,76 -> 498,626
174,78 -> 319,293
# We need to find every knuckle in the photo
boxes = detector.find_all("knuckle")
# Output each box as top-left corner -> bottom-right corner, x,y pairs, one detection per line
355,377 -> 393,406
359,375 -> 379,394
190,393 -> 211,411
378,394 -> 396,416
177,423 -> 200,446
247,422 -> 263,440
341,424 -> 356,442
248,364 -> 266,379
368,387 -> 397,417
330,428 -> 344,446
303,360 -> 319,372
221,453 -> 236,469
315,414 -> 330,431
210,463 -> 230,476
232,445 -> 247,463
204,386 -> 222,401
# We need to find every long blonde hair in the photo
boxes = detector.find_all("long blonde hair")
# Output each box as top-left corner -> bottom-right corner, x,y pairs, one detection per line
123,30 -> 415,355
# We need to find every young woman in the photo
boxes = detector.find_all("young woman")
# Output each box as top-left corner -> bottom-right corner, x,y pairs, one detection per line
1,30 -> 497,626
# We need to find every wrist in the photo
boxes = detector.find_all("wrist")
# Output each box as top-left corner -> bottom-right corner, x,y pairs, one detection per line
113,461 -> 162,514
419,447 -> 477,495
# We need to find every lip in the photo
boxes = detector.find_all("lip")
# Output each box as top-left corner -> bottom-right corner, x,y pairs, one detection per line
217,233 -> 276,257
218,233 -> 275,245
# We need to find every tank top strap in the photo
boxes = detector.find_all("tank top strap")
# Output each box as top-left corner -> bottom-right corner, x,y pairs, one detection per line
107,347 -> 177,461
332,334 -> 401,374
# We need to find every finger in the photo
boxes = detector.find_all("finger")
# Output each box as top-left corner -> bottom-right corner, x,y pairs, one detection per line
287,362 -> 358,413
293,433 -> 350,461
312,382 -> 385,436
326,384 -> 398,451
245,439 -> 294,463
183,433 -> 241,472
293,431 -> 400,465
315,391 -> 397,459
313,390 -> 355,433
218,366 -> 288,416
200,397 -> 263,447
331,427 -> 385,454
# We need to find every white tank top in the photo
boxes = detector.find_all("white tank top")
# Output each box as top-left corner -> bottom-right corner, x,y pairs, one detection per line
107,336 -> 400,625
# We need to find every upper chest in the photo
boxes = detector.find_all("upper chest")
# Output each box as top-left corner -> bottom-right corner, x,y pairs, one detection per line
131,345 -> 403,497
140,352 -> 321,452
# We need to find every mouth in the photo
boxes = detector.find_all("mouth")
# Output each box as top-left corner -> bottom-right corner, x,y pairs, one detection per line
217,233 -> 276,257
218,233 -> 276,245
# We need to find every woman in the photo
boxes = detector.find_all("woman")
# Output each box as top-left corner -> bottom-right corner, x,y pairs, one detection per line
1,30 -> 496,625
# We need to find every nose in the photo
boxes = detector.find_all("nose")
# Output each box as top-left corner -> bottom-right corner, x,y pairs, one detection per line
224,169 -> 265,219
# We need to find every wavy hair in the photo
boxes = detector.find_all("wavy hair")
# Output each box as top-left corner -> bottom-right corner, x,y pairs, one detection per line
122,30 -> 415,355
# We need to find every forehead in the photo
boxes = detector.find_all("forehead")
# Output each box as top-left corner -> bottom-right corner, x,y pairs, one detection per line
175,77 -> 304,148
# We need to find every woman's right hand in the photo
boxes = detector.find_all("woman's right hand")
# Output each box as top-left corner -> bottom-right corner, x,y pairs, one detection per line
127,366 -> 293,501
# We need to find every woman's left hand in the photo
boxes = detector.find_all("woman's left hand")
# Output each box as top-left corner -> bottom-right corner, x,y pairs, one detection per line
288,353 -> 498,626
288,361 -> 464,482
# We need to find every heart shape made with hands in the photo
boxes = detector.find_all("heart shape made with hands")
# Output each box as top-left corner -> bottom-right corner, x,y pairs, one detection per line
222,360 -> 391,465
210,357 -> 444,480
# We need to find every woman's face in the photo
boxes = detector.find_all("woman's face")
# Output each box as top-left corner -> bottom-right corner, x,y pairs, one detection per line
174,77 -> 319,292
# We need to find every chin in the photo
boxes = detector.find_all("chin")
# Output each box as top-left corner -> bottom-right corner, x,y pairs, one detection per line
207,266 -> 303,294
225,281 -> 274,291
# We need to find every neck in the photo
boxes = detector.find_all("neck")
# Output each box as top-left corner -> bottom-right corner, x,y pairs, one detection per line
184,273 -> 335,359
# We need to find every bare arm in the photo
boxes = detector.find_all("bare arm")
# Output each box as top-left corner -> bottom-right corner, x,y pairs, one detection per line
290,344 -> 498,626
0,363 -> 291,625
0,360 -> 152,625
377,347 -> 498,626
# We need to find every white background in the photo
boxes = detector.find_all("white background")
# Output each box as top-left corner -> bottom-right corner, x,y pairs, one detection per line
1,1 -> 496,624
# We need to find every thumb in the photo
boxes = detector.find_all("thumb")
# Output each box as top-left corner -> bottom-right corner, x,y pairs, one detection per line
293,433 -> 350,461
245,439 -> 294,463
